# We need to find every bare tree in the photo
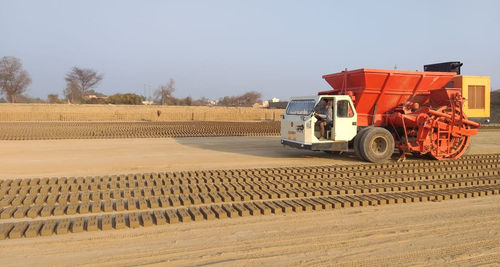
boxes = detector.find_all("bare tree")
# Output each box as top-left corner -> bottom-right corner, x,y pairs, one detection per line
155,78 -> 175,105
64,67 -> 103,103
219,91 -> 262,107
47,94 -> 60,104
0,56 -> 32,103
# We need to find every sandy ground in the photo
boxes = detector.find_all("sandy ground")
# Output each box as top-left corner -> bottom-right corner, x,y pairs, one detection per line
1,131 -> 499,180
0,131 -> 499,266
0,196 -> 498,266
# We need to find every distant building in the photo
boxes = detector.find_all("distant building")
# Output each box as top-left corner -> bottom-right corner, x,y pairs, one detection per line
268,101 -> 288,109
85,94 -> 108,100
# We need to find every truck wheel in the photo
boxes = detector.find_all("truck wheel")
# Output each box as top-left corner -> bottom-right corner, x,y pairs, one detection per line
353,127 -> 371,160
359,127 -> 394,163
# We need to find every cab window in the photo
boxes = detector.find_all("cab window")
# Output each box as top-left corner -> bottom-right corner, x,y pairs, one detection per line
337,100 -> 354,117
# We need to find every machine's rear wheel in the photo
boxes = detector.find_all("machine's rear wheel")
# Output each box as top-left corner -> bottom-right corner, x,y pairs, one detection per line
353,127 -> 371,160
358,127 -> 395,163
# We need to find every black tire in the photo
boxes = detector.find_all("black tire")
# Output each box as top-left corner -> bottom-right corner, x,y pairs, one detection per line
358,127 -> 395,163
353,127 -> 372,160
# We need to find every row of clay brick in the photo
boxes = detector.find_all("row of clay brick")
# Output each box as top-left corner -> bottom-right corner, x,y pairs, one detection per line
1,165 -> 498,200
1,154 -> 498,188
0,121 -> 281,140
1,174 -> 498,210
1,184 -> 499,240
2,179 -> 499,220
2,175 -> 499,210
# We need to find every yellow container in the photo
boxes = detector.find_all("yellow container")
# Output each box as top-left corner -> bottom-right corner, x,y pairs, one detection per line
452,75 -> 490,120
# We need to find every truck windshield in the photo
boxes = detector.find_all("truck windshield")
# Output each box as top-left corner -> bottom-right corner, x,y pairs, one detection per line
286,99 -> 316,115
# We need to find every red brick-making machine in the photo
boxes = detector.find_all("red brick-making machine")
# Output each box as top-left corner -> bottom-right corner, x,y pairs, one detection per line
281,63 -> 486,162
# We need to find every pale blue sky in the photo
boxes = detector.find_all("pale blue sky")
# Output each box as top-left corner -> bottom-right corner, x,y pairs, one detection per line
1,0 -> 499,101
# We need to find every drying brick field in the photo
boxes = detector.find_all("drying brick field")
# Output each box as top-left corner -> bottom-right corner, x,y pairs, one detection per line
0,121 -> 280,140
0,104 -> 284,122
0,154 -> 498,240
0,103 -> 498,266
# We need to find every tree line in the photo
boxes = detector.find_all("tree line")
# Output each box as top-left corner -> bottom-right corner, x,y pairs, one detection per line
0,56 -> 262,106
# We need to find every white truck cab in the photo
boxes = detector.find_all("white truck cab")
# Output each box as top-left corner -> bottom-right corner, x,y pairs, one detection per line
281,95 -> 357,152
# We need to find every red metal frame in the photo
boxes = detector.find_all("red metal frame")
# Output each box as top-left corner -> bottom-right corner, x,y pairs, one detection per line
320,68 -> 480,160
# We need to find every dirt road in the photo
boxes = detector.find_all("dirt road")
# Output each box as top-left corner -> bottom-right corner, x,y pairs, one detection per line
1,131 -> 499,180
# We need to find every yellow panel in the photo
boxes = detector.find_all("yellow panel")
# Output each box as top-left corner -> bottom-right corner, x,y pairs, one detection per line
454,75 -> 490,118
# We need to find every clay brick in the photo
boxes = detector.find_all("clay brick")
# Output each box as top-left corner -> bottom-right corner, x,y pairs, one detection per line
12,206 -> 28,219
56,219 -> 70,235
89,202 -> 100,213
76,202 -> 89,214
137,212 -> 153,227
263,201 -> 283,214
227,191 -> 242,201
293,199 -> 313,212
101,191 -> 111,201
0,223 -> 14,240
0,207 -> 16,219
32,194 -> 46,205
218,192 -> 232,202
237,192 -> 252,201
211,193 -> 222,203
211,205 -> 228,218
309,198 -> 332,210
99,215 -> 112,230
56,193 -> 68,204
103,200 -> 113,212
128,212 -> 140,228
9,222 -> 29,239
179,195 -> 191,206
222,204 -> 239,217
244,202 -> 261,215
85,216 -> 98,232
177,208 -> 192,222
67,193 -> 78,204
189,195 -> 202,205
45,194 -> 57,205
114,199 -> 124,211
199,206 -> 216,220
282,200 -> 301,212
122,189 -> 131,198
78,192 -> 89,202
142,188 -> 152,197
157,196 -> 168,207
39,220 -> 56,236
166,209 -> 179,224
231,203 -> 249,216
71,217 -> 84,233
338,196 -> 359,207
253,202 -> 272,215
114,214 -> 126,229
127,198 -> 137,210
198,193 -> 212,204
25,206 -> 41,219
187,207 -> 204,221
256,190 -> 271,200
303,199 -> 323,210
22,195 -> 36,205
66,203 -> 78,215
152,210 -> 166,225
274,200 -> 293,213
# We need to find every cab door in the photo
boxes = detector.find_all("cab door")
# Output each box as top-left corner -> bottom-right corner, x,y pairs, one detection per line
333,97 -> 357,141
